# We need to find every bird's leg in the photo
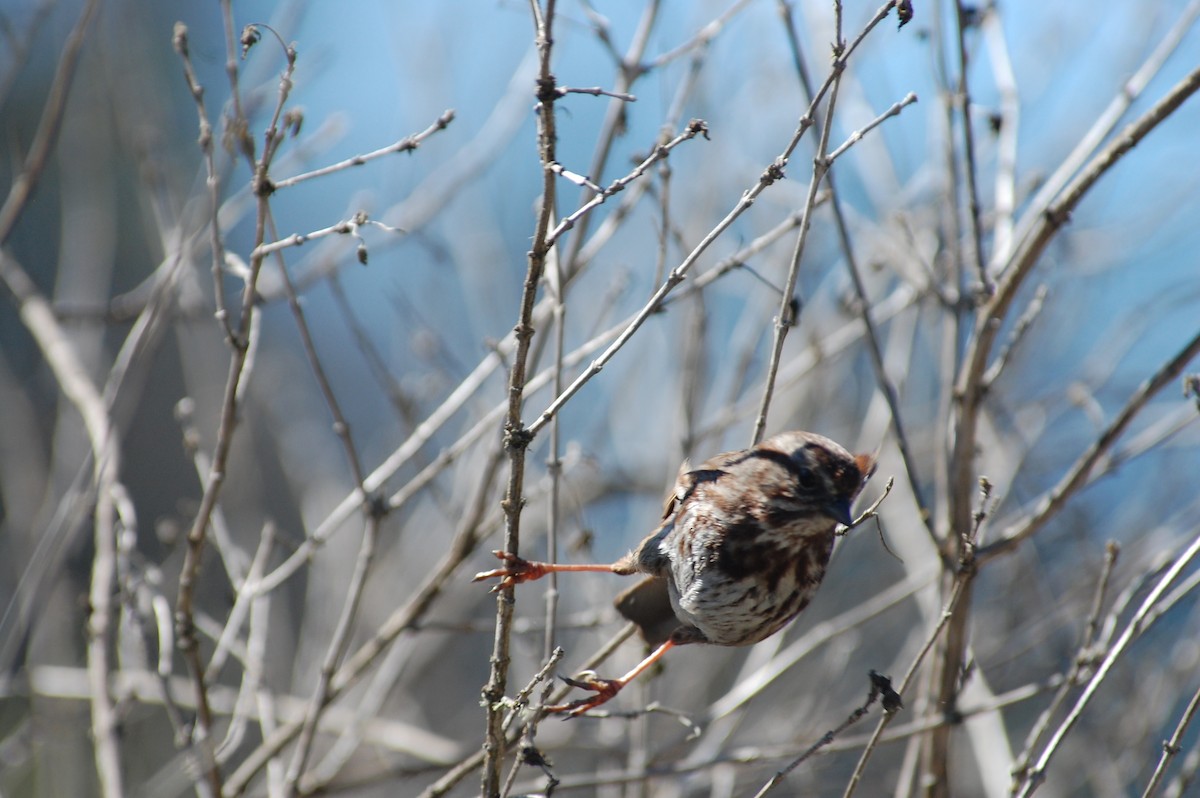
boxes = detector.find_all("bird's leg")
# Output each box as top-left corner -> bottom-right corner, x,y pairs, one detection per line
471,550 -> 632,591
544,639 -> 676,717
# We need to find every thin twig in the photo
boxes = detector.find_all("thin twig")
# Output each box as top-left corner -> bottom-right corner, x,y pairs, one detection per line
544,120 -> 708,249
935,66 -> 1200,794
294,457 -> 505,793
173,398 -> 250,589
753,679 -> 884,797
470,674 -> 1066,796
854,473 -> 986,798
524,4 -> 908,444
1142,682 -> 1200,798
271,3 -> 903,587
825,92 -> 918,163
253,297 -> 633,597
175,13 -> 299,794
644,0 -> 755,70
996,0 -> 1200,273
981,325 -> 1200,563
981,284 -> 1048,389
771,1 -> 933,550
213,525 -> 275,758
1165,734 -> 1200,798
1017,529 -> 1200,797
558,0 -> 663,280
557,85 -> 636,101
283,514 -> 381,795
224,446 -> 506,796
842,574 -> 973,798
271,109 -> 454,189
22,663 -> 462,763
415,625 -> 638,798
751,9 -> 845,445
0,2 -> 122,793
957,63 -> 1200,480
0,0 -> 100,243
980,5 -> 1020,264
535,243 -> 567,721
1009,541 -> 1119,792
696,283 -> 918,442
235,223 -> 435,798
953,1 -> 991,293
173,22 -> 235,341
250,213 -> 403,259
0,0 -> 56,110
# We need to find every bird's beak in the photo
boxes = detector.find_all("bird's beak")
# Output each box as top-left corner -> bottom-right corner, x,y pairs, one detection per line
825,497 -> 854,528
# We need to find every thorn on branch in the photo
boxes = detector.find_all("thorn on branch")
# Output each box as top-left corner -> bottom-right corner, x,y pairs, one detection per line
869,670 -> 904,713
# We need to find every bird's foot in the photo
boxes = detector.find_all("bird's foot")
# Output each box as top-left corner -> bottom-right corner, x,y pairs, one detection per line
543,672 -> 625,717
471,550 -> 550,591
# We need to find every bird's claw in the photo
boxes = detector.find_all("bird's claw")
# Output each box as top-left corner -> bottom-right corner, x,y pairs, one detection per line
544,672 -> 623,717
471,550 -> 547,591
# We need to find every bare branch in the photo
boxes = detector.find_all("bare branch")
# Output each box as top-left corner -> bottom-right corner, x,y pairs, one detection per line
1010,541 -> 1119,790
1142,682 -> 1200,798
271,109 -> 455,189
1016,529 -> 1200,796
0,0 -> 100,243
825,92 -> 918,164
556,85 -> 636,102
981,326 -> 1200,562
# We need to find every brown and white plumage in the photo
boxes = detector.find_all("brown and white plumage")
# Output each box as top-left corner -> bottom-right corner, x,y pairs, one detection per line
615,430 -> 872,646
474,430 -> 873,714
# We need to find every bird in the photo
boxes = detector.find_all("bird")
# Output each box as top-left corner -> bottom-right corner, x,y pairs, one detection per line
473,430 -> 874,716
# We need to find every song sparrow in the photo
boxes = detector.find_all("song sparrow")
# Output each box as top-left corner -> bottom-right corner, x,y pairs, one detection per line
474,430 -> 873,715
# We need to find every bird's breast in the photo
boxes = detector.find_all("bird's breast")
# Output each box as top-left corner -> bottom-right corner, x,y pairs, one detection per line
666,512 -> 836,646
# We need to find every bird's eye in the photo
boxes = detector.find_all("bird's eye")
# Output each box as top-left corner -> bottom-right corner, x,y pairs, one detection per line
797,467 -> 817,489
